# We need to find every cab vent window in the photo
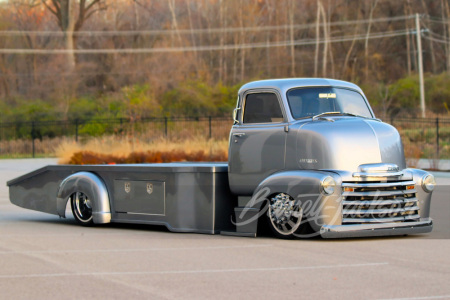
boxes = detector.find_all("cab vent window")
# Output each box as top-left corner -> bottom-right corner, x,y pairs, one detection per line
243,93 -> 283,124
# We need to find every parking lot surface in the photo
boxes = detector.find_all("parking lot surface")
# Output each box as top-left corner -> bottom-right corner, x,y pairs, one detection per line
0,159 -> 449,299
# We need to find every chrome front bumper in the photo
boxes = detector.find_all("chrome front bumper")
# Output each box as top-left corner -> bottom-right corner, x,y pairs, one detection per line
320,219 -> 433,239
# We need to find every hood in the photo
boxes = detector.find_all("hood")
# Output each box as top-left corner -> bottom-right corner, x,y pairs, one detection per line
296,117 -> 406,172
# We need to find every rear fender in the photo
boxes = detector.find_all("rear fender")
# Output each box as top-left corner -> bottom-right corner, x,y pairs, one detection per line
56,172 -> 111,224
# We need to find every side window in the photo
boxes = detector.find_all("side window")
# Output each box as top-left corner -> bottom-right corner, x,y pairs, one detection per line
243,93 -> 283,124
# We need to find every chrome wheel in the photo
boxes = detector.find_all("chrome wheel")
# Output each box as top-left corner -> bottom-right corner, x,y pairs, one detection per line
267,193 -> 303,237
71,192 -> 93,225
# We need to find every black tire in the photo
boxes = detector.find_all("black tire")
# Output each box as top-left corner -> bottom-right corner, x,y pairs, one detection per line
71,192 -> 94,226
266,193 -> 306,239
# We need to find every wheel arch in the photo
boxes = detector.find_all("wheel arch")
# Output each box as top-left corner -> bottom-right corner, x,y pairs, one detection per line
247,170 -> 342,233
56,172 -> 111,224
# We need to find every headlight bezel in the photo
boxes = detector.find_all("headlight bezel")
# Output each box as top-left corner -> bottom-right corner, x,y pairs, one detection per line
321,176 -> 336,195
421,174 -> 436,193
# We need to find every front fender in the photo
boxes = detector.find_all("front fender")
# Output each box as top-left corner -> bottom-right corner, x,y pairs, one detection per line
56,172 -> 111,224
247,170 -> 343,232
407,168 -> 433,219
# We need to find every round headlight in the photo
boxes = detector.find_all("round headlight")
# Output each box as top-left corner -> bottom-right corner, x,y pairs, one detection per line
422,174 -> 436,193
321,176 -> 336,195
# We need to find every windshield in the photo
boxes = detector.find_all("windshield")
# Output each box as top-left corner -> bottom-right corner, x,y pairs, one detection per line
287,87 -> 373,119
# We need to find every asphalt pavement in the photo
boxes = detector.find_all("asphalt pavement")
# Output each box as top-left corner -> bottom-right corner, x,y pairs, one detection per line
0,159 -> 449,300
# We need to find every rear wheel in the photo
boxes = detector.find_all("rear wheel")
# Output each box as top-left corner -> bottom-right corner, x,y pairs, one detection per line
71,192 -> 94,226
267,193 -> 304,239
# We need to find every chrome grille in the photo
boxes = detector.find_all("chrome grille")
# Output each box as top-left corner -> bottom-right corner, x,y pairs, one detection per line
342,180 -> 420,224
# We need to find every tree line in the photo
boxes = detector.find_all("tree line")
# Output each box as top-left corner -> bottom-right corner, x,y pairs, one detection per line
0,0 -> 450,122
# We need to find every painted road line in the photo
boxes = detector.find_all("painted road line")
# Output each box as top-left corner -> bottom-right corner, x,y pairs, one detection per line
0,262 -> 389,279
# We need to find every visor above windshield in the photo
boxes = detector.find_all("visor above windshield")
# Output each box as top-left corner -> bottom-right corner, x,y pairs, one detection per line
287,87 -> 373,119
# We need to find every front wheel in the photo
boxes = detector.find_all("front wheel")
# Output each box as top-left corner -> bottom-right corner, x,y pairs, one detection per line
71,192 -> 94,226
267,193 -> 304,239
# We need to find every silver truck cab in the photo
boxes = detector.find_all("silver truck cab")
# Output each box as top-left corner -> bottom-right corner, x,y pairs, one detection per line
229,78 -> 434,238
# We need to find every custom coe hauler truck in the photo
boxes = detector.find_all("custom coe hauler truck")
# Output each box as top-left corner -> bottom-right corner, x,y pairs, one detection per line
8,78 -> 435,239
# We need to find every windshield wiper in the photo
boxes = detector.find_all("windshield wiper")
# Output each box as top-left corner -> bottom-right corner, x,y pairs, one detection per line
312,111 -> 372,121
311,111 -> 341,121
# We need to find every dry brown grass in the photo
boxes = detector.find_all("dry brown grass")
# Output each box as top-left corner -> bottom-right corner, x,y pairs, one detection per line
56,135 -> 229,164
0,137 -> 68,156
402,138 -> 423,168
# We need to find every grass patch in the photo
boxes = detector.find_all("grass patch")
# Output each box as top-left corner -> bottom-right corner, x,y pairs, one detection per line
56,136 -> 229,164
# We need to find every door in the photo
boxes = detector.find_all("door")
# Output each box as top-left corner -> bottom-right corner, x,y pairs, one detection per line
228,91 -> 287,195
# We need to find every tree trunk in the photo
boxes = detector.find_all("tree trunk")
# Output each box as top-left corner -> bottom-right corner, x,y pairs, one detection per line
289,0 -> 296,77
0,55 -> 10,98
219,0 -> 224,82
444,0 -> 450,71
440,0 -> 448,72
61,0 -> 76,72
318,1 -> 327,77
364,0 -> 379,82
314,1 -> 321,77
404,2 -> 411,75
421,0 -> 436,73
275,3 -> 281,77
186,0 -> 199,76
168,0 -> 182,45
265,0 -> 273,77
327,2 -> 335,78
239,0 -> 245,81
404,0 -> 417,72
343,19 -> 359,79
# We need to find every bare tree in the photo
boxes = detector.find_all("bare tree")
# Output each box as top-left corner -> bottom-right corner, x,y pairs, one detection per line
326,1 -> 335,78
186,0 -> 199,74
318,1 -> 328,77
0,55 -> 10,97
364,0 -> 379,81
314,0 -> 321,77
379,83 -> 396,120
219,0 -> 225,82
168,0 -> 182,46
420,0 -> 436,73
342,12 -> 360,79
443,0 -> 450,71
288,0 -> 296,77
239,0 -> 245,81
41,0 -> 106,71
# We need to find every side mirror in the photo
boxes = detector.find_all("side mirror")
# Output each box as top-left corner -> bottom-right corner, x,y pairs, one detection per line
233,107 -> 241,124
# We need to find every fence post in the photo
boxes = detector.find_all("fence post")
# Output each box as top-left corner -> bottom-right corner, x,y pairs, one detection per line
31,121 -> 35,158
75,119 -> 79,142
436,118 -> 440,159
164,117 -> 168,137
209,116 -> 212,139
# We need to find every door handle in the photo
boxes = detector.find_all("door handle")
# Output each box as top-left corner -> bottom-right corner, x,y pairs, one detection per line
233,133 -> 246,137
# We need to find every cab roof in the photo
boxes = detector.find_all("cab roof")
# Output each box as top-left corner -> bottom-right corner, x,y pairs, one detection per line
238,78 -> 363,95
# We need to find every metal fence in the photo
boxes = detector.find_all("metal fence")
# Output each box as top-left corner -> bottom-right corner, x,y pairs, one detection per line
0,116 -> 232,158
0,116 -> 449,160
388,117 -> 450,163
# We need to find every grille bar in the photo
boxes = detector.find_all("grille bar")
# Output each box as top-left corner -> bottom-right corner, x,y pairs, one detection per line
342,180 -> 419,225
343,198 -> 418,206
344,190 -> 416,197
343,214 -> 420,224
342,181 -> 415,188
343,206 -> 419,215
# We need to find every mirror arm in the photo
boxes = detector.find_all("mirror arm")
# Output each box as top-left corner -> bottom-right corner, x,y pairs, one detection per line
233,107 -> 241,125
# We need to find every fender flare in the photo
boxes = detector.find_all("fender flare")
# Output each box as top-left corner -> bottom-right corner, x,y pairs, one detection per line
244,170 -> 342,232
56,172 -> 111,224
